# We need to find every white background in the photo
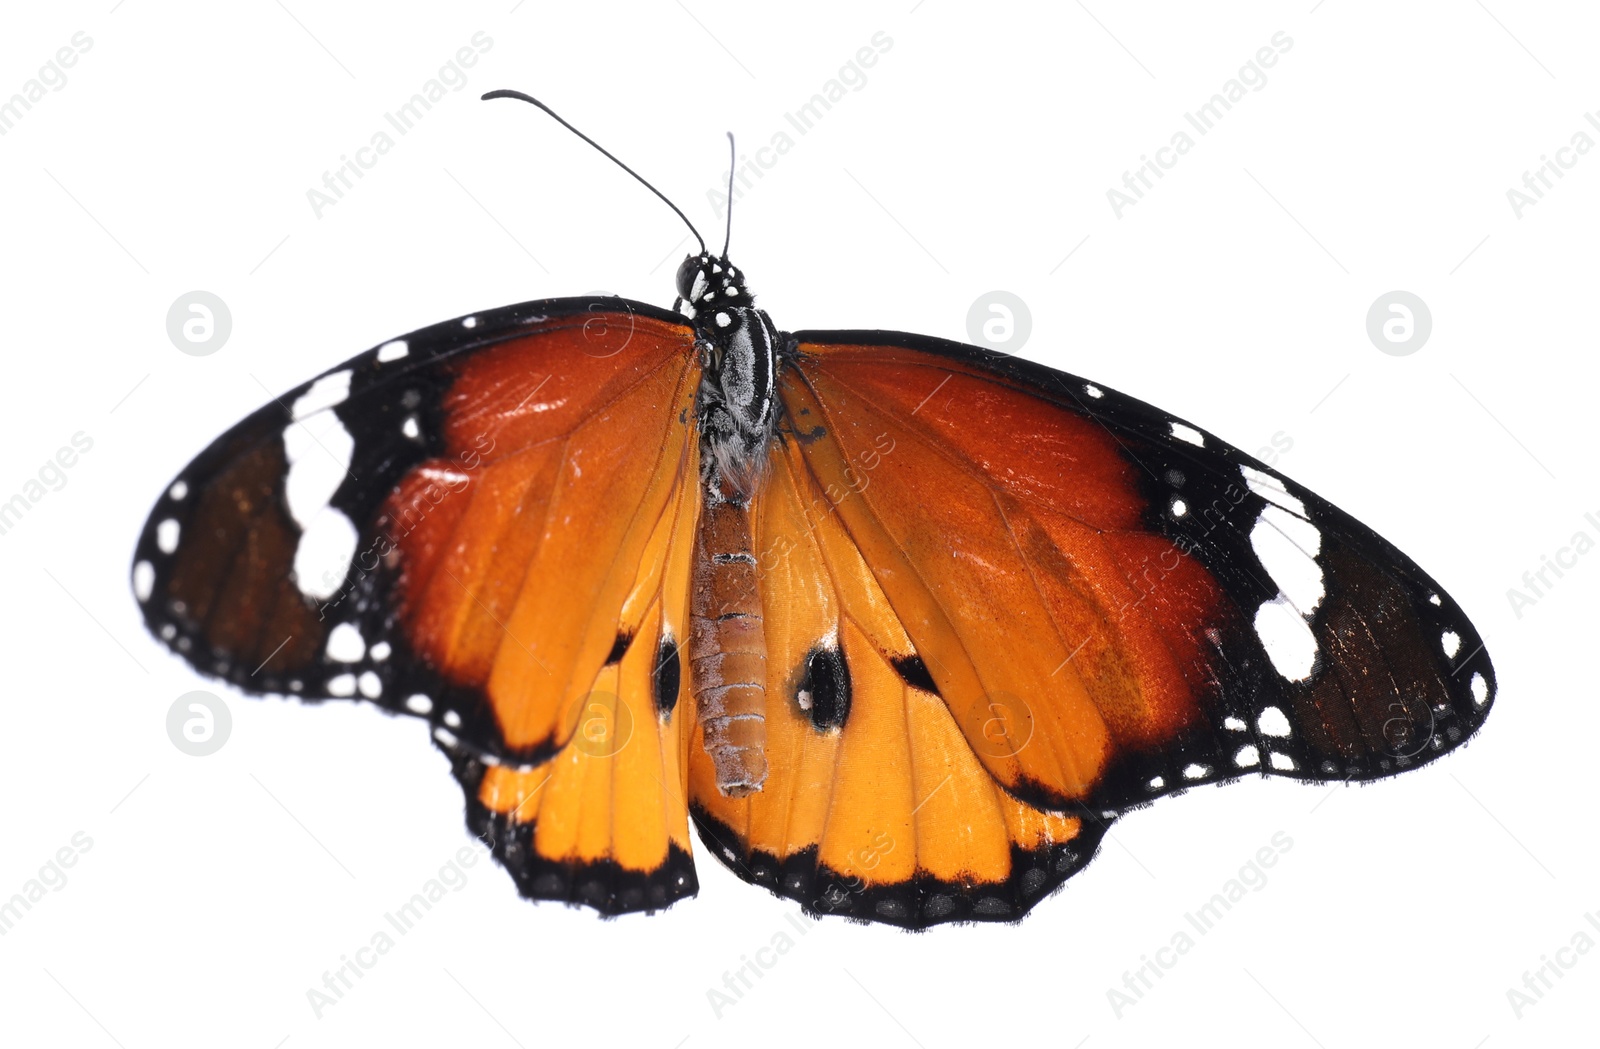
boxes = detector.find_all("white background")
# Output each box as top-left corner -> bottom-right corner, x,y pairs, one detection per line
1,1 -> 1595,1045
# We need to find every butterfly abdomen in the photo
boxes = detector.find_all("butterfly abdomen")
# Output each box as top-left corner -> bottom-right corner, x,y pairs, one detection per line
690,497 -> 770,797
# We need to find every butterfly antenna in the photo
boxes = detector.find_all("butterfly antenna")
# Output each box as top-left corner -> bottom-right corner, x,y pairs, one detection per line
483,89 -> 706,254
722,132 -> 735,257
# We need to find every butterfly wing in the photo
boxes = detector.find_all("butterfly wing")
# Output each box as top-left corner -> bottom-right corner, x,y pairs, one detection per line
689,438 -> 1112,927
134,297 -> 706,914
688,329 -> 1494,927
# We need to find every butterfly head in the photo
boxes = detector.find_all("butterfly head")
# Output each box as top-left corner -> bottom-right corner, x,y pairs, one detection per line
674,253 -> 754,319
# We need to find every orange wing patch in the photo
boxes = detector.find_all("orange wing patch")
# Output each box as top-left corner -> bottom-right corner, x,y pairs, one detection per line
385,313 -> 700,760
689,443 -> 1108,927
452,415 -> 704,915
780,346 -> 1234,805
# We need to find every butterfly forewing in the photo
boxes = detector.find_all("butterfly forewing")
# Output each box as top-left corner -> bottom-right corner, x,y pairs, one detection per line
134,297 -> 718,914
784,333 -> 1495,811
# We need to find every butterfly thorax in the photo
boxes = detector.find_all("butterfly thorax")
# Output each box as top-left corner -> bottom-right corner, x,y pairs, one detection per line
675,252 -> 782,797
673,253 -> 781,504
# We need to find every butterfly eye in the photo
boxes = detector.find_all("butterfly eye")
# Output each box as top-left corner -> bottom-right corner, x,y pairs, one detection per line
674,256 -> 703,300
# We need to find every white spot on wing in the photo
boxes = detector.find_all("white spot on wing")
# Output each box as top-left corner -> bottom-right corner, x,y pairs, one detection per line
377,340 -> 409,362
1442,630 -> 1461,658
1182,763 -> 1209,780
405,693 -> 433,715
284,418 -> 354,531
1269,752 -> 1296,771
133,561 -> 154,601
327,673 -> 356,697
358,671 -> 382,698
1241,464 -> 1308,518
1250,504 -> 1324,613
1234,744 -> 1260,768
1257,706 -> 1292,737
1170,422 -> 1203,446
1254,595 -> 1318,681
1224,716 -> 1247,732
169,481 -> 188,501
1084,384 -> 1103,399
1471,673 -> 1489,706
325,623 -> 365,662
156,519 -> 179,554
462,316 -> 477,329
292,371 -> 352,421
293,508 -> 358,600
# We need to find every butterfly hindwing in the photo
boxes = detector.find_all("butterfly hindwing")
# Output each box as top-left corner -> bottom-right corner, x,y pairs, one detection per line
688,439 -> 1111,927
445,408 -> 706,915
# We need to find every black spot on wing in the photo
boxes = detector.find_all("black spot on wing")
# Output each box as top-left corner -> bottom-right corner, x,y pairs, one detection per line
797,645 -> 851,731
605,631 -> 633,666
890,654 -> 939,695
654,636 -> 682,717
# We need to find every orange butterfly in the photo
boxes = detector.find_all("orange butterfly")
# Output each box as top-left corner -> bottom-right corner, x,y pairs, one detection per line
132,92 -> 1494,928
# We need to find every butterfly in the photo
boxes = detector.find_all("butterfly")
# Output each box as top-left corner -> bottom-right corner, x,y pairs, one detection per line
132,91 -> 1495,929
